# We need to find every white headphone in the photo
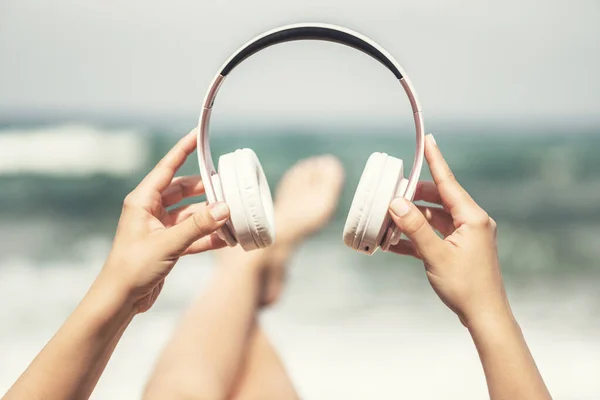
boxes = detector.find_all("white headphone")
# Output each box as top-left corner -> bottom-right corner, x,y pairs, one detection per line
197,23 -> 425,255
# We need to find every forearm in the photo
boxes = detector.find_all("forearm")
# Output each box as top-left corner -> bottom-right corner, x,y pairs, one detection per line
4,275 -> 135,400
467,309 -> 551,400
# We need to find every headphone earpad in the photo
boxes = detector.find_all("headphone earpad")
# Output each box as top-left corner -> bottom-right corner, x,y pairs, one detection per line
209,173 -> 237,247
218,149 -> 275,251
343,152 -> 404,254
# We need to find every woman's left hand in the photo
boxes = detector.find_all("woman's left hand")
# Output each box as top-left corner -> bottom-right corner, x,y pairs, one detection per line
102,129 -> 230,313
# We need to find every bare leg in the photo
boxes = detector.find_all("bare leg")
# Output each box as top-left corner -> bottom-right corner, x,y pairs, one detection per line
143,249 -> 265,400
143,156 -> 344,400
229,155 -> 344,399
228,326 -> 298,400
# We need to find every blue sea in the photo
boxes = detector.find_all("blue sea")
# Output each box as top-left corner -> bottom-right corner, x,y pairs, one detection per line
0,122 -> 599,398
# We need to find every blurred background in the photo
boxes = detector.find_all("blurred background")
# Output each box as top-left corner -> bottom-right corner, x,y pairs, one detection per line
1,0 -> 599,398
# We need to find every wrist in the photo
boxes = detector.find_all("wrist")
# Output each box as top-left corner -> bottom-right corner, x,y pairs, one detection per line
86,271 -> 138,324
465,304 -> 517,335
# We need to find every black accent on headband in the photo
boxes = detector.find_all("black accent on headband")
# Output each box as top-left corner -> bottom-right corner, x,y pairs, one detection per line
220,26 -> 403,79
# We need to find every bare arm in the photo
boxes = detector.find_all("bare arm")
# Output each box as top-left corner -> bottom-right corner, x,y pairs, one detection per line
468,310 -> 551,400
3,277 -> 134,400
387,134 -> 551,400
3,130 -> 229,400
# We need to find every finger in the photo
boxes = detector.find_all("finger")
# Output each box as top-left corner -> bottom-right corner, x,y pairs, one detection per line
183,233 -> 228,255
162,202 -> 230,256
162,175 -> 205,207
138,129 -> 198,194
414,181 -> 442,205
149,280 -> 164,306
167,202 -> 205,226
425,134 -> 481,219
387,239 -> 421,259
388,197 -> 446,263
417,205 -> 455,237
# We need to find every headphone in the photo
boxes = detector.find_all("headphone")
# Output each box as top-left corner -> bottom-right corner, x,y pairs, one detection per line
197,23 -> 425,255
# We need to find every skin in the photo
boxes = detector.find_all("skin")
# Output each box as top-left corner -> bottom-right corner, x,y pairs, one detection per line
3,129 -> 231,400
2,129 -> 550,400
387,134 -> 552,400
143,155 -> 345,400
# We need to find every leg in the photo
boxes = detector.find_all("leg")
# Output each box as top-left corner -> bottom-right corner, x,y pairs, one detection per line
227,325 -> 298,400
142,247 -> 265,400
229,155 -> 345,400
143,155 -> 344,400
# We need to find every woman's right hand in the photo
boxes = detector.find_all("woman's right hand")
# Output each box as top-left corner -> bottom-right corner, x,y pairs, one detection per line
386,134 -> 511,327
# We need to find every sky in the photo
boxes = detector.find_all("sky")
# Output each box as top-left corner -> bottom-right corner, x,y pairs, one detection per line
0,0 -> 598,125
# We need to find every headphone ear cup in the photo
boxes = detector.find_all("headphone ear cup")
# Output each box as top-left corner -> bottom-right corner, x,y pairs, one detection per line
209,173 -> 237,247
343,152 -> 403,254
218,149 -> 275,251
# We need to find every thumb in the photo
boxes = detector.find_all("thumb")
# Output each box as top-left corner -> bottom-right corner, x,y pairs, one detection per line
388,197 -> 445,263
164,202 -> 230,255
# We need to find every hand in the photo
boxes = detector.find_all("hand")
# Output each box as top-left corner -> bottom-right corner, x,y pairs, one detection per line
101,129 -> 230,313
387,134 -> 510,327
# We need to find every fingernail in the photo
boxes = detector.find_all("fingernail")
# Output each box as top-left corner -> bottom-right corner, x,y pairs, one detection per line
427,134 -> 437,146
390,197 -> 411,217
209,202 -> 229,221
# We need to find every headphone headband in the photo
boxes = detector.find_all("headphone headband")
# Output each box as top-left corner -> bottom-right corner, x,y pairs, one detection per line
220,25 -> 403,79
198,23 -> 424,209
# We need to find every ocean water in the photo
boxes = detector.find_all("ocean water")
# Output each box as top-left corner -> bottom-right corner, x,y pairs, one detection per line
0,123 -> 599,399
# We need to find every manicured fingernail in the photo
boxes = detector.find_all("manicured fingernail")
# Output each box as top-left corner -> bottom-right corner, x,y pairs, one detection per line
390,197 -> 411,217
209,202 -> 229,221
427,134 -> 437,146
